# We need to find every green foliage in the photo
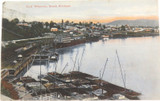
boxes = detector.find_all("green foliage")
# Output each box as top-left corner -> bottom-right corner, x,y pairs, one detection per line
65,20 -> 69,25
2,18 -> 50,41
1,86 -> 11,97
2,29 -> 20,41
11,18 -> 19,24
121,25 -> 126,31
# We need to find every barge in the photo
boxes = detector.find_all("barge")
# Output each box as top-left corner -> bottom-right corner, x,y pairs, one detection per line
6,71 -> 141,100
46,71 -> 141,100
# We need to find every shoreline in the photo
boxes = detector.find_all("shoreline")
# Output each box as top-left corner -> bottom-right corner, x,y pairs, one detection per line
108,32 -> 159,39
2,34 -> 159,69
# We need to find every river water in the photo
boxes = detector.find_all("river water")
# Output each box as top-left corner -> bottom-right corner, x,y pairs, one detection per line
24,36 -> 160,100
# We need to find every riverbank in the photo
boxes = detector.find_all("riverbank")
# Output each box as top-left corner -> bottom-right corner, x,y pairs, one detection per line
1,36 -> 100,69
1,33 -> 159,69
109,32 -> 159,38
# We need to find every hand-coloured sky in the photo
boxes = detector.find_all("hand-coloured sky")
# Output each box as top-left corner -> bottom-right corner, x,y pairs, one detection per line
3,0 -> 159,23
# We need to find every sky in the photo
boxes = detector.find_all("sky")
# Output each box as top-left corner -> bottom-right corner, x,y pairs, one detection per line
2,0 -> 159,23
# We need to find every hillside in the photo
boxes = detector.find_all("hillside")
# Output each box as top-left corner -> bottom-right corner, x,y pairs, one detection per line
105,19 -> 159,26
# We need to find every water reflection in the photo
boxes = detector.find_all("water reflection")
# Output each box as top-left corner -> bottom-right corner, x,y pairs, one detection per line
24,36 -> 160,100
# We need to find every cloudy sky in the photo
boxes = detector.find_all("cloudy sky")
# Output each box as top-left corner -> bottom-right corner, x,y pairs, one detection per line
3,0 -> 159,23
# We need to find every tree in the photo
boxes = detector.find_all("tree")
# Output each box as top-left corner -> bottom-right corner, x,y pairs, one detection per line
11,18 -> 19,24
89,22 -> 93,26
79,22 -> 82,25
103,25 -> 106,29
121,25 -> 126,31
2,18 -> 9,27
57,25 -> 61,29
65,20 -> 69,25
22,20 -> 26,23
45,22 -> 49,26
84,22 -> 89,27
50,21 -> 54,28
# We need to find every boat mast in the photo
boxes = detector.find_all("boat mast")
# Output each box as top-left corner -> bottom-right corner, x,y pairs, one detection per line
54,61 -> 58,89
54,35 -> 57,51
78,48 -> 85,71
55,62 -> 57,74
116,50 -> 126,90
61,62 -> 68,74
72,51 -> 79,71
101,58 -> 108,79
40,50 -> 42,96
100,58 -> 108,95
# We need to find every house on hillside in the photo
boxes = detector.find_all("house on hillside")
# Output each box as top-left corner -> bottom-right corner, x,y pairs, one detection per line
51,28 -> 58,32
17,22 -> 32,27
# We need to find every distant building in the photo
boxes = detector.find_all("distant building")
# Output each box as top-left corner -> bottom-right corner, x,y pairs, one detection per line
61,37 -> 71,43
17,22 -> 32,27
56,35 -> 71,43
51,28 -> 58,32
44,33 -> 56,38
133,28 -> 144,32
125,24 -> 131,31
43,25 -> 50,29
66,26 -> 77,31
80,28 -> 86,31
154,29 -> 159,33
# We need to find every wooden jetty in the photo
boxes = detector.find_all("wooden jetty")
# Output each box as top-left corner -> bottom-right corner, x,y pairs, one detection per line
43,71 -> 141,100
14,56 -> 33,77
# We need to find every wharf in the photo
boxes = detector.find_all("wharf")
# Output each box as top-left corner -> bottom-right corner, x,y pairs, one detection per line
3,70 -> 141,100
26,71 -> 141,100
62,71 -> 141,99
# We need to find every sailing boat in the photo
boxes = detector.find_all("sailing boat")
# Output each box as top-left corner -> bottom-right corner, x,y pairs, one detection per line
115,50 -> 141,99
99,58 -> 108,96
97,50 -> 141,99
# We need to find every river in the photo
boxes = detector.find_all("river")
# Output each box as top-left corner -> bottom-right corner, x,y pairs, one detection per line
24,36 -> 160,100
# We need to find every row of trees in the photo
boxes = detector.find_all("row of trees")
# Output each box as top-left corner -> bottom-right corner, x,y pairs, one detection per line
2,18 -> 50,41
2,18 -> 106,41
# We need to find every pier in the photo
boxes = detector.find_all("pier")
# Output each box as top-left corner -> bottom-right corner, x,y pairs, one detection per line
14,55 -> 34,77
